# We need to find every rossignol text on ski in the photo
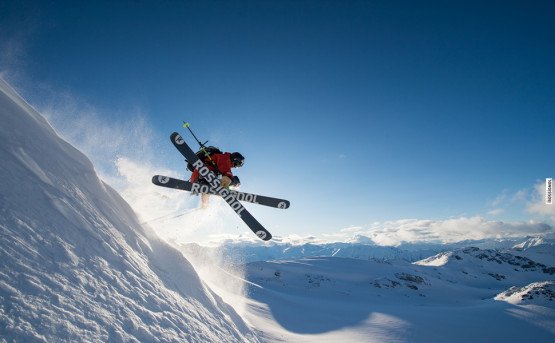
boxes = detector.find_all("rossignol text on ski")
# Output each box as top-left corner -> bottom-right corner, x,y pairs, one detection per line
152,175 -> 290,209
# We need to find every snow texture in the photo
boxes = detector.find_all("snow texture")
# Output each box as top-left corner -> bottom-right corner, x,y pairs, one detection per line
241,251 -> 555,342
181,237 -> 555,342
0,78 -> 257,342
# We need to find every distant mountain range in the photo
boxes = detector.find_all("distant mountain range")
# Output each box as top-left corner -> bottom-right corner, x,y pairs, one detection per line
180,236 -> 555,266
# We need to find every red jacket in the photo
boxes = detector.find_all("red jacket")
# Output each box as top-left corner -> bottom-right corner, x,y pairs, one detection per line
190,152 -> 234,183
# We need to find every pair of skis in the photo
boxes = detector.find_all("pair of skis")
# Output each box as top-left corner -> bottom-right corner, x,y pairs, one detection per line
151,176 -> 290,209
152,131 -> 289,241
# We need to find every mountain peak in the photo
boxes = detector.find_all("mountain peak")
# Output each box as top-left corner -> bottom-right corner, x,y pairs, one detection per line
495,281 -> 555,305
513,236 -> 548,251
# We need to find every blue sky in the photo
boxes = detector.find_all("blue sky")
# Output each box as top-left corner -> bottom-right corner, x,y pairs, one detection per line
2,0 -> 554,241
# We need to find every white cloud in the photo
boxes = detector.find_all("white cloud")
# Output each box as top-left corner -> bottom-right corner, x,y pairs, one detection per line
274,234 -> 322,245
527,180 -> 555,223
512,189 -> 529,202
486,188 -> 531,219
487,208 -> 504,216
211,216 -> 553,247
364,217 -> 552,246
341,226 -> 364,233
490,190 -> 509,208
277,217 -> 553,247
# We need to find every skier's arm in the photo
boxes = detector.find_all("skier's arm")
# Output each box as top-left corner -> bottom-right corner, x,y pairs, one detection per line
216,154 -> 233,178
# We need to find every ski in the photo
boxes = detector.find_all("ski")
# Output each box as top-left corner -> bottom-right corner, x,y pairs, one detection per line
169,132 -> 272,241
152,175 -> 290,209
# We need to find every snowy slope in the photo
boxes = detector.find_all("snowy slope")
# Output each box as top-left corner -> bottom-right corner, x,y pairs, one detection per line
495,281 -> 555,305
241,250 -> 555,342
0,78 -> 257,342
513,236 -> 548,250
510,237 -> 555,266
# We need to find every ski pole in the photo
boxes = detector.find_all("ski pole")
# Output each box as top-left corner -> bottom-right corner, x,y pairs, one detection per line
182,121 -> 218,168
182,121 -> 208,148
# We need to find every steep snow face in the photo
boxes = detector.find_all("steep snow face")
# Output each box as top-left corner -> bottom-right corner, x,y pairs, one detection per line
0,78 -> 257,342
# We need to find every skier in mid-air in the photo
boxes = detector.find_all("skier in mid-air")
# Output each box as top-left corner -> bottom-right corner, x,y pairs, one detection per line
188,148 -> 245,207
152,124 -> 288,240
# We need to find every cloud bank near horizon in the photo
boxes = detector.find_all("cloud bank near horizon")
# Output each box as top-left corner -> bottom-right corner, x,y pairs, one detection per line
343,217 -> 553,246
527,181 -> 555,223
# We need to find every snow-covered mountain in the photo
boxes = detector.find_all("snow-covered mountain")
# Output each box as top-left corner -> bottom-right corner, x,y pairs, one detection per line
181,241 -> 416,264
242,248 -> 555,342
510,237 -> 555,266
495,281 -> 555,305
513,236 -> 549,250
0,78 -> 257,342
181,235 -> 555,265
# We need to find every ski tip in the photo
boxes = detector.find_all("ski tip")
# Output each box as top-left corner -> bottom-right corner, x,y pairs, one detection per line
278,200 -> 291,209
170,132 -> 186,146
151,175 -> 159,184
152,175 -> 171,185
255,230 -> 272,241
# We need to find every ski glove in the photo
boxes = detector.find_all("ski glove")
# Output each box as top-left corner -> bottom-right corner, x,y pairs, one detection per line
231,176 -> 241,186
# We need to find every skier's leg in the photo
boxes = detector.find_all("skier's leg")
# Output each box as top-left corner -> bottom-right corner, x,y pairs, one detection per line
201,193 -> 210,208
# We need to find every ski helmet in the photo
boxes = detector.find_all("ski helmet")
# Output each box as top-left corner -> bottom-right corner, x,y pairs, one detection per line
230,152 -> 245,167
